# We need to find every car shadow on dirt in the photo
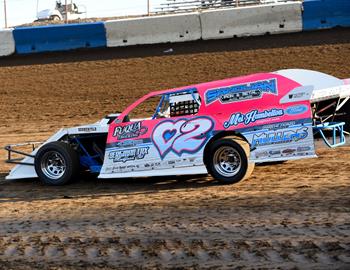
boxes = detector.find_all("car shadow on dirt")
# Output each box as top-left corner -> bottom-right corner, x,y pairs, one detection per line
0,172 -> 217,203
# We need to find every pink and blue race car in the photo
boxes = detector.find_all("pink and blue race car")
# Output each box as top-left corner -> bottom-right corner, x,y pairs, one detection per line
5,69 -> 350,185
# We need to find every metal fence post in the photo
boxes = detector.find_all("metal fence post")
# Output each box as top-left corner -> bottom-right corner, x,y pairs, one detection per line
65,0 -> 68,23
3,0 -> 7,28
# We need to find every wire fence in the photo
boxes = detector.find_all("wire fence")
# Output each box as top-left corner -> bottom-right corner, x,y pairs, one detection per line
153,0 -> 300,14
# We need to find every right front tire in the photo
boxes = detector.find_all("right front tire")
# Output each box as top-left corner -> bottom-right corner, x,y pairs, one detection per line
34,141 -> 79,185
206,137 -> 255,184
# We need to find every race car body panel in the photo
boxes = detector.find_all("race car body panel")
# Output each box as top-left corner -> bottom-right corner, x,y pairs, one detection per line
99,71 -> 317,178
6,119 -> 110,180
5,69 -> 349,181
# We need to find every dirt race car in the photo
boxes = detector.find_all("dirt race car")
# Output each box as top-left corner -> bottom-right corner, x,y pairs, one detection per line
5,69 -> 350,185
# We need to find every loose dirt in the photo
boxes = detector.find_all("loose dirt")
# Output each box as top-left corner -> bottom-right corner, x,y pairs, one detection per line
0,29 -> 349,269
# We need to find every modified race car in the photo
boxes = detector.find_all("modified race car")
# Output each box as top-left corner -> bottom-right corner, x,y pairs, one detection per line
5,69 -> 350,185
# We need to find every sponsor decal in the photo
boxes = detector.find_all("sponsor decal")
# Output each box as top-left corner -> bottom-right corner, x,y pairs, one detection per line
224,109 -> 284,129
288,92 -> 307,100
78,127 -> 97,132
261,121 -> 296,131
282,148 -> 297,155
127,165 -> 137,170
251,127 -> 308,148
269,150 -> 281,156
144,162 -> 161,168
113,122 -> 148,140
255,151 -> 269,159
114,139 -> 143,148
280,85 -> 314,104
152,117 -> 214,159
297,146 -> 311,152
205,79 -> 278,105
286,105 -> 309,115
109,147 -> 149,163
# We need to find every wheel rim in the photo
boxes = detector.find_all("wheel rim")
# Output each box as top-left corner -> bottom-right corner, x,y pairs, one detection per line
40,151 -> 66,180
213,146 -> 241,177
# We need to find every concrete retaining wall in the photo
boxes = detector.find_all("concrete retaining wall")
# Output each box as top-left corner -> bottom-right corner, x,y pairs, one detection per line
0,29 -> 15,57
200,2 -> 302,40
302,0 -> 350,30
105,13 -> 201,47
2,0 -> 349,57
13,22 -> 106,54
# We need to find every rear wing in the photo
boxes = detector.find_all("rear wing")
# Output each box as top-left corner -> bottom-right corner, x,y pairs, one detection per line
310,84 -> 350,103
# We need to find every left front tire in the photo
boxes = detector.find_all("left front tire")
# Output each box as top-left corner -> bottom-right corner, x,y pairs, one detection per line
34,141 -> 79,186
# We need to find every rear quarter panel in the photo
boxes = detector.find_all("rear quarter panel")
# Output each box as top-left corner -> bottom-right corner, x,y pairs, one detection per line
198,73 -> 316,162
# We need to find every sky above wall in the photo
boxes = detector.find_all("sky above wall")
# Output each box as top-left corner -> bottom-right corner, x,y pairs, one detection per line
0,0 -> 165,28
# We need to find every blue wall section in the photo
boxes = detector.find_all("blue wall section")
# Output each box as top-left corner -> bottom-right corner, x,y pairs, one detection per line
3,2 -> 349,56
303,0 -> 350,30
13,22 -> 106,54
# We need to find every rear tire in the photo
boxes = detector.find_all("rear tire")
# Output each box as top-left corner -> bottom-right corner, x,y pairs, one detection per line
35,141 -> 79,186
206,137 -> 255,184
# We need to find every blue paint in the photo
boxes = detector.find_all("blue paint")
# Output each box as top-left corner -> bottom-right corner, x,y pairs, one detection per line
313,122 -> 346,148
205,79 -> 278,105
303,0 -> 350,30
224,109 -> 284,129
251,127 -> 309,148
163,130 -> 177,142
286,105 -> 308,115
13,22 -> 106,54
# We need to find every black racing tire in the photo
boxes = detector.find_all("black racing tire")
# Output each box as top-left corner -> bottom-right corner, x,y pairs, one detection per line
34,141 -> 79,186
206,137 -> 254,184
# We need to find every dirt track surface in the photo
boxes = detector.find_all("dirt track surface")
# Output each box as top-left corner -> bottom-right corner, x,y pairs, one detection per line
0,29 -> 350,268
0,147 -> 350,269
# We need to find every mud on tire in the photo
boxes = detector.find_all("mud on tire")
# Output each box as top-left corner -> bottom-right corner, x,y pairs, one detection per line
34,141 -> 79,186
206,136 -> 255,184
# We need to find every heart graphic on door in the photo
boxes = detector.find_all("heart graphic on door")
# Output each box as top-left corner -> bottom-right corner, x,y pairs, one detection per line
152,117 -> 214,159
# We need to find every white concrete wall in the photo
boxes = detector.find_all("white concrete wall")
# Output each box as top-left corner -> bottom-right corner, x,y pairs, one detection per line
105,13 -> 201,47
200,2 -> 303,40
0,29 -> 15,57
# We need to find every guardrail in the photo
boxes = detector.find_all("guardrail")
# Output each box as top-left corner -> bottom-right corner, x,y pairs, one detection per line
13,22 -> 106,54
0,28 -> 15,57
302,0 -> 350,30
0,0 -> 349,57
105,13 -> 201,47
200,2 -> 302,40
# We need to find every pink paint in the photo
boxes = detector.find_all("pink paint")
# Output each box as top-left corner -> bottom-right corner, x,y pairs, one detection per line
107,72 -> 311,145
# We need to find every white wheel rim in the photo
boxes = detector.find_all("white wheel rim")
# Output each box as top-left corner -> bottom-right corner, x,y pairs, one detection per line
40,151 -> 66,180
213,146 -> 241,177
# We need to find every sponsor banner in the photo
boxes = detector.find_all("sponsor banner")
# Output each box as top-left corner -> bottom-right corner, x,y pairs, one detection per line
103,156 -> 203,174
108,147 -> 149,163
242,120 -> 315,161
112,121 -> 148,140
224,108 -> 284,129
